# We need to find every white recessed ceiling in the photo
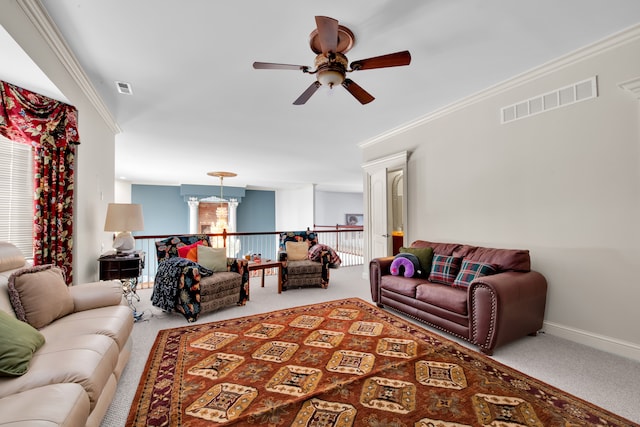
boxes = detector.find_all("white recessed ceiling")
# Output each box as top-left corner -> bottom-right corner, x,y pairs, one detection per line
3,1 -> 640,192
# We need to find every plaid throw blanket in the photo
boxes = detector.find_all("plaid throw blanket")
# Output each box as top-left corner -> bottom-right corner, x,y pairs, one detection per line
309,243 -> 342,268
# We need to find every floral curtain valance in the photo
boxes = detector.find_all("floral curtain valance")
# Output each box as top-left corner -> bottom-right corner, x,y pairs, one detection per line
0,80 -> 80,284
0,81 -> 79,148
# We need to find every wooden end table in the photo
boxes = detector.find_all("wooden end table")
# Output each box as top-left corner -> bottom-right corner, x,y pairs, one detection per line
98,251 -> 145,318
248,260 -> 283,294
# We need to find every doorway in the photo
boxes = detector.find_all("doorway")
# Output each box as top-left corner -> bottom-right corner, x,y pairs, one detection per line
362,151 -> 408,276
389,170 -> 404,254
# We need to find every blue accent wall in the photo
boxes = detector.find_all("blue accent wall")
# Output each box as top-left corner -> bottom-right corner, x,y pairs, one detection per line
238,190 -> 275,232
132,185 -> 189,235
131,185 -> 275,236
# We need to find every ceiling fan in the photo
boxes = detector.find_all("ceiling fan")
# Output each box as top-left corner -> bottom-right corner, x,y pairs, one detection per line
253,16 -> 411,105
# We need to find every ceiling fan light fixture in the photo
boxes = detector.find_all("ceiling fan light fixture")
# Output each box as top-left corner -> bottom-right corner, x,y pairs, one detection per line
317,69 -> 345,88
314,52 -> 348,88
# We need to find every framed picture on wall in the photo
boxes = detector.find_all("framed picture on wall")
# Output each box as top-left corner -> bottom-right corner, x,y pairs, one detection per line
345,214 -> 363,226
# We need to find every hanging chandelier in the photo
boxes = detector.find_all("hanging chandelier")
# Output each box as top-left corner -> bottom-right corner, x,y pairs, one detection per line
207,171 -> 237,230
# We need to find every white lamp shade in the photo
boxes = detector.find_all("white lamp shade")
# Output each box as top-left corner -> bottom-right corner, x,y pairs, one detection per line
104,203 -> 144,253
104,203 -> 144,233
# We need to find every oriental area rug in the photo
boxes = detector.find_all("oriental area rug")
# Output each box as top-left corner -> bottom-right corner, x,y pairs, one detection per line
127,298 -> 637,427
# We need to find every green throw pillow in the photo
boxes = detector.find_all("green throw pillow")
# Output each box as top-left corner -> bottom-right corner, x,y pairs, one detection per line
197,245 -> 228,272
0,310 -> 45,376
399,246 -> 434,278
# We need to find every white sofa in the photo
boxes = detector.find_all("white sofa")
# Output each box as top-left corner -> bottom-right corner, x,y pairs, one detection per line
0,242 -> 133,427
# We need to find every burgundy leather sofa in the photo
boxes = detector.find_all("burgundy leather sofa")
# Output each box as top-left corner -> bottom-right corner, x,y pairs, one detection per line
369,240 -> 547,354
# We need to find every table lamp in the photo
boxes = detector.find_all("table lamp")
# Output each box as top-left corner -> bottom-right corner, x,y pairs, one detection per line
104,203 -> 144,253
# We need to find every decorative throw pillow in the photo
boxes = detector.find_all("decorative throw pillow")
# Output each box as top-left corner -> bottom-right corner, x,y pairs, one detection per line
0,311 -> 45,376
453,260 -> 497,288
286,241 -> 309,261
390,253 -> 421,278
197,245 -> 227,272
155,235 -> 210,262
399,246 -> 434,278
429,255 -> 462,285
177,241 -> 203,262
7,265 -> 74,329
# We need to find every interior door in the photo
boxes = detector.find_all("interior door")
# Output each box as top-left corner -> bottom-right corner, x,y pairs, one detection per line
370,168 -> 389,259
362,151 -> 408,276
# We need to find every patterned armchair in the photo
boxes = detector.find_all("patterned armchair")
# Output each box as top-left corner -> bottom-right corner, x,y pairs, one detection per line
278,230 -> 341,291
152,235 -> 248,322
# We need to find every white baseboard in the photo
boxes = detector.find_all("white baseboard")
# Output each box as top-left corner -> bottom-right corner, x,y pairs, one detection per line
543,321 -> 640,362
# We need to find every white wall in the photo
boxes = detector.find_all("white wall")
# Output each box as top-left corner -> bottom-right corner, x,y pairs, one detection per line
362,26 -> 640,360
315,191 -> 363,226
276,187 -> 363,230
1,2 -> 118,284
114,180 -> 132,203
275,185 -> 315,231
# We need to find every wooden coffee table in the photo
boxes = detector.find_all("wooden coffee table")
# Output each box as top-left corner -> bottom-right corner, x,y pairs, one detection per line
248,260 -> 283,294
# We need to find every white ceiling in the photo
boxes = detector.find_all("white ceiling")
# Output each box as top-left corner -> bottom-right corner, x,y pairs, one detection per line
3,1 -> 640,192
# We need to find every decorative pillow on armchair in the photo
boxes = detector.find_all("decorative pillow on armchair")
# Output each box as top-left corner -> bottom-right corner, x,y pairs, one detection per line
155,235 -> 211,263
177,241 -> 203,262
286,241 -> 309,261
197,245 -> 228,272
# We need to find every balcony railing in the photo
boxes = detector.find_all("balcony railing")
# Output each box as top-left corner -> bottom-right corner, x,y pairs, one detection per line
133,226 -> 363,285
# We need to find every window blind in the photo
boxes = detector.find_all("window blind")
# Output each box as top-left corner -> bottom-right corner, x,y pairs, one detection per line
0,136 -> 34,258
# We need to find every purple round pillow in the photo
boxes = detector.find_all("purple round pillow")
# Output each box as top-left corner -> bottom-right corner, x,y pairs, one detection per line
390,256 -> 416,277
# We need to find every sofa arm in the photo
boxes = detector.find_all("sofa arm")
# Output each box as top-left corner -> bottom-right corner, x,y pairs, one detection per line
69,280 -> 124,312
369,257 -> 395,303
469,270 -> 547,354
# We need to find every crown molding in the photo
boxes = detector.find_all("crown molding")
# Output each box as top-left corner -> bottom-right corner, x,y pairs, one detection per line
361,151 -> 408,172
17,0 -> 121,134
359,23 -> 640,149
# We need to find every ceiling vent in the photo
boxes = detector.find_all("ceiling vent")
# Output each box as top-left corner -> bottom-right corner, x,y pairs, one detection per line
115,81 -> 133,95
501,76 -> 597,124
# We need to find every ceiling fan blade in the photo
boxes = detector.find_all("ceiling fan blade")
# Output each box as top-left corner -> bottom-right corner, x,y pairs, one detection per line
315,16 -> 339,56
253,62 -> 309,71
349,50 -> 411,71
342,79 -> 375,105
293,81 -> 321,105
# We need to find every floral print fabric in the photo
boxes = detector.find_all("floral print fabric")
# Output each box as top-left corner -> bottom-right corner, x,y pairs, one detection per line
153,235 -> 250,320
152,257 -> 213,322
0,81 -> 80,284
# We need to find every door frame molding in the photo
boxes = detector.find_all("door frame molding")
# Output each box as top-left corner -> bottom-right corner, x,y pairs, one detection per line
362,151 -> 409,279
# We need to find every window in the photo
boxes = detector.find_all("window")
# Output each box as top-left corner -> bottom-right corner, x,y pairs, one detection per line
0,136 -> 33,258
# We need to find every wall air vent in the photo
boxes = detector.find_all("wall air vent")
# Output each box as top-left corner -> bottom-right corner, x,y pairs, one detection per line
501,76 -> 597,124
115,81 -> 133,95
